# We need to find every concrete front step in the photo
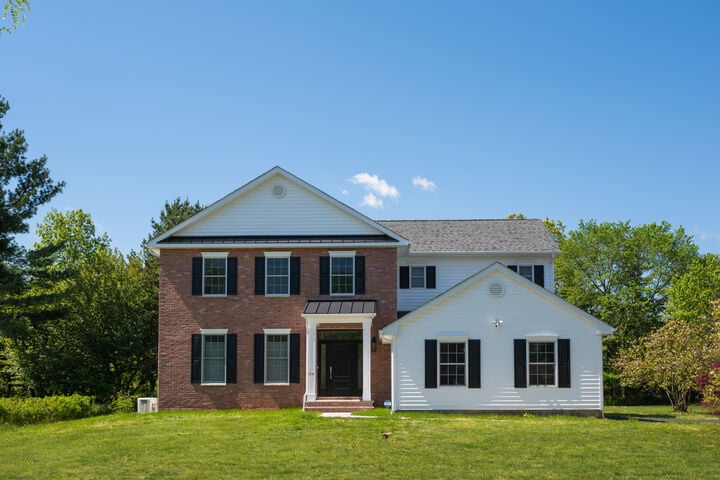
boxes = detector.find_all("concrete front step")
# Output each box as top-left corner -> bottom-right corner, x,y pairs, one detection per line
304,398 -> 375,413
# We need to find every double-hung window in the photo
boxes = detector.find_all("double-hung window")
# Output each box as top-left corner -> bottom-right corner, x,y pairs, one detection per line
202,329 -> 227,385
265,330 -> 290,384
439,342 -> 466,386
528,341 -> 555,386
202,252 -> 228,296
330,251 -> 355,295
265,252 -> 290,296
410,266 -> 426,288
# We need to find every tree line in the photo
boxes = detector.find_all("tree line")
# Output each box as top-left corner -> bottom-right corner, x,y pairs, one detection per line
1,95 -> 719,412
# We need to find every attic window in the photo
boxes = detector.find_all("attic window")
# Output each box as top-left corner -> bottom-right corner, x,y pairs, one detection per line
488,281 -> 505,298
272,183 -> 287,199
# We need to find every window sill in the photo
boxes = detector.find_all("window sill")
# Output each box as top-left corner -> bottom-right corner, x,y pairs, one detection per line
265,294 -> 290,298
329,293 -> 355,297
201,294 -> 228,298
264,382 -> 290,386
200,382 -> 227,387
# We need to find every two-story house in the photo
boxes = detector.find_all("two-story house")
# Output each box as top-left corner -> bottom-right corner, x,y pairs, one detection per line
149,167 -> 613,416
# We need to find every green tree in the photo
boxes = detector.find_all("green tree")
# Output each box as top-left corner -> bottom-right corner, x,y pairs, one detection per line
1,0 -> 29,34
555,220 -> 698,356
615,315 -> 720,412
543,217 -> 566,244
6,210 -> 157,400
665,253 -> 720,323
0,96 -> 64,294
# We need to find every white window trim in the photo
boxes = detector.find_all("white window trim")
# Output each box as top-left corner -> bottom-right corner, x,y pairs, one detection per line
264,330 -> 290,386
438,339 -> 468,387
200,328 -> 228,386
329,251 -> 355,296
201,252 -> 229,297
516,265 -> 535,283
409,265 -> 426,289
527,339 -> 558,388
264,252 -> 291,297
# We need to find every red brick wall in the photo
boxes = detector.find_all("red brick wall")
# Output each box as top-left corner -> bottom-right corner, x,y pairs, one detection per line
158,247 -> 397,410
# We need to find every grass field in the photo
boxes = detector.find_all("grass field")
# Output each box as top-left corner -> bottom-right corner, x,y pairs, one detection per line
1,406 -> 718,479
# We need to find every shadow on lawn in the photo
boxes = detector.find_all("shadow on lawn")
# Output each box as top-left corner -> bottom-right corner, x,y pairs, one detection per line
604,412 -> 676,421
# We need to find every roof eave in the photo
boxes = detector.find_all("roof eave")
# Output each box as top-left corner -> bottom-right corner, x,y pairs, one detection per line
151,241 -> 403,250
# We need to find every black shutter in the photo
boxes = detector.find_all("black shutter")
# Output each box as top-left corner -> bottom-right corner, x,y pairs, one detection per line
191,334 -> 202,383
558,339 -> 571,388
254,334 -> 265,384
290,257 -> 301,295
254,257 -> 265,295
192,258 -> 203,295
319,257 -> 330,295
425,339 -> 438,389
534,265 -> 545,288
355,256 -> 365,294
514,339 -> 527,388
226,334 -> 237,383
507,265 -> 518,273
399,266 -> 409,289
426,266 -> 436,289
227,257 -> 238,295
289,333 -> 300,383
468,339 -> 481,388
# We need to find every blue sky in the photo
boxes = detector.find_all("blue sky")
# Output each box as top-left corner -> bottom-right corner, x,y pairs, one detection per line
3,1 -> 719,254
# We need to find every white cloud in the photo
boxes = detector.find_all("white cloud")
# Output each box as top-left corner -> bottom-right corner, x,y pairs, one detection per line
350,172 -> 399,209
412,176 -> 436,192
340,189 -> 349,196
698,230 -> 720,241
360,192 -> 384,209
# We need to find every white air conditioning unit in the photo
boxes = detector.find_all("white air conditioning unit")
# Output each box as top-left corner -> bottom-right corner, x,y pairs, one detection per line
137,397 -> 158,413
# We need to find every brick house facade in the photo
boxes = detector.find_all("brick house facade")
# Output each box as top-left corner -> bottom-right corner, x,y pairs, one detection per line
150,167 -> 406,411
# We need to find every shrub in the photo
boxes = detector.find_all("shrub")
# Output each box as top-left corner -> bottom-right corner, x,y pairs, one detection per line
0,395 -> 95,425
697,359 -> 720,415
111,393 -> 136,414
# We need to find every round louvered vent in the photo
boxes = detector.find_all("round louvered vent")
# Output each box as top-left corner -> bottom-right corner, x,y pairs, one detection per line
271,183 -> 287,199
488,281 -> 505,298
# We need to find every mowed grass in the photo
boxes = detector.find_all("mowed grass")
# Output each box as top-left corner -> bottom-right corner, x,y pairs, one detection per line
1,407 -> 718,479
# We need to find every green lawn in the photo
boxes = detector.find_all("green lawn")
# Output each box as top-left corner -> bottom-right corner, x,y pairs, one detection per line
1,407 -> 718,479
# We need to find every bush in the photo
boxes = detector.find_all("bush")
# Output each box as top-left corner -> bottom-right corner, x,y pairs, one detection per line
697,359 -> 720,415
0,395 -> 95,425
111,393 -> 136,414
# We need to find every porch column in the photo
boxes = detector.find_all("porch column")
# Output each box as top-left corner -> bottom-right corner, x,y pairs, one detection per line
362,319 -> 372,402
305,319 -> 317,402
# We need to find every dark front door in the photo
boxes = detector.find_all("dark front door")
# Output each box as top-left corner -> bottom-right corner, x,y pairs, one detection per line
318,331 -> 362,397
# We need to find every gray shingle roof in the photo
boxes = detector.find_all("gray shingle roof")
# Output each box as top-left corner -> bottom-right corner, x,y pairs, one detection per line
376,219 -> 560,254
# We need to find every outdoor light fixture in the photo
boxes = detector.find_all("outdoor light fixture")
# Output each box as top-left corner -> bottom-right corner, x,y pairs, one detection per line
371,336 -> 377,352
493,319 -> 504,328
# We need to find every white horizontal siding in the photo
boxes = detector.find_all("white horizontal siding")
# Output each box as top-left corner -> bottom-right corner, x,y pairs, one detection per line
178,174 -> 380,236
397,255 -> 555,311
393,270 -> 604,411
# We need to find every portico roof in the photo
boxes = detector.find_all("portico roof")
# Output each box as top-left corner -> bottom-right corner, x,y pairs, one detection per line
303,300 -> 376,315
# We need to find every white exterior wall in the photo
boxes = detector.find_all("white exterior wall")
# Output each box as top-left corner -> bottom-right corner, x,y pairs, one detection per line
392,270 -> 604,412
178,174 -> 380,236
397,254 -> 555,312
